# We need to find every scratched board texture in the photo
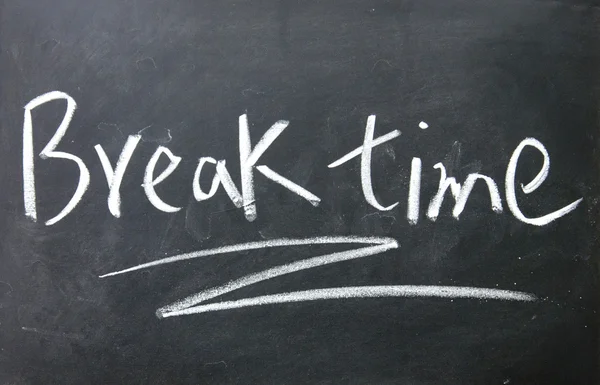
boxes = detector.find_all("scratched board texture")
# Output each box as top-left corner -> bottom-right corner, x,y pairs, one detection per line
1,0 -> 600,384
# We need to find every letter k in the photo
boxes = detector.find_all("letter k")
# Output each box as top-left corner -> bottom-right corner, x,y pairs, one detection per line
238,114 -> 321,222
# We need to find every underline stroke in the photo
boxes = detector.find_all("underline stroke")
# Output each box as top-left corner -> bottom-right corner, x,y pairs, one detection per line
98,236 -> 537,318
161,285 -> 536,317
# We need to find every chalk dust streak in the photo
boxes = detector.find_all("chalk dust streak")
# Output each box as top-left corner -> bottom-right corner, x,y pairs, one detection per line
98,236 -> 537,318
162,286 -> 536,317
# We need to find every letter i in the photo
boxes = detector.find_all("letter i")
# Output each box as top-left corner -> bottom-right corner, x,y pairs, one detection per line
407,157 -> 422,225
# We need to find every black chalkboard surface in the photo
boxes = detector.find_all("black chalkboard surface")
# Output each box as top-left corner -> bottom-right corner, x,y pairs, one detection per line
1,0 -> 599,384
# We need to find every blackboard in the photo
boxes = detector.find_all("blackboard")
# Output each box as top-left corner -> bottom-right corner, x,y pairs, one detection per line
1,0 -> 599,384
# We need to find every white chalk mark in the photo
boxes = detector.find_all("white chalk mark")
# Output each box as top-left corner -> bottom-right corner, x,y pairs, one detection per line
216,160 -> 243,208
99,236 -> 538,319
256,165 -> 321,207
23,91 -> 90,225
506,137 -> 582,226
328,130 -> 400,168
23,101 -> 37,221
193,157 -> 220,201
419,121 -> 429,129
407,157 -> 421,225
239,115 -> 290,221
453,174 -> 503,218
427,163 -> 502,221
238,115 -> 317,219
142,146 -> 182,213
245,120 -> 289,167
427,163 -> 461,221
94,135 -> 141,218
239,114 -> 255,220
156,238 -> 398,316
96,149 -> 114,185
519,139 -> 549,195
161,285 -> 537,317
361,115 -> 399,211
99,236 -> 394,278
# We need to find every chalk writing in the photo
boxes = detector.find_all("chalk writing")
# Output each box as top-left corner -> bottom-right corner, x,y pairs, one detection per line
21,90 -> 581,317
99,236 -> 536,317
21,91 -> 582,226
